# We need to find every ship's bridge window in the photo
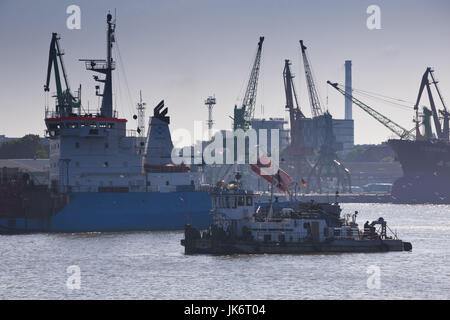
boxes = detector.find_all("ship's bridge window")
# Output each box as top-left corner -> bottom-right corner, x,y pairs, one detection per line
108,123 -> 114,129
246,196 -> 253,206
90,122 -> 97,128
237,196 -> 244,206
99,123 -> 107,128
225,196 -> 230,208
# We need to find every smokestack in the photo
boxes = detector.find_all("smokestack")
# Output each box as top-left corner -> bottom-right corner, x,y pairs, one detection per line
345,60 -> 352,120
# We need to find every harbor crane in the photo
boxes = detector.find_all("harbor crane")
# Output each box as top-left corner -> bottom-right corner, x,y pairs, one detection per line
327,81 -> 414,140
284,59 -> 305,147
44,33 -> 81,117
233,36 -> 264,131
300,40 -> 323,118
295,41 -> 350,193
306,111 -> 352,194
414,67 -> 449,141
282,59 -> 312,183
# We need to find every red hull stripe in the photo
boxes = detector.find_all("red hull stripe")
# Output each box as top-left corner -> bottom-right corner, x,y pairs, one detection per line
45,117 -> 127,123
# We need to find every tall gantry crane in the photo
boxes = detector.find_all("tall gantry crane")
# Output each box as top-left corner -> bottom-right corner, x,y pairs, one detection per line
300,40 -> 323,118
327,81 -> 414,140
296,42 -> 350,193
44,33 -> 81,116
233,36 -> 264,131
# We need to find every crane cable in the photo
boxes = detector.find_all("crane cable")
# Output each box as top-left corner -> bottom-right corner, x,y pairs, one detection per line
114,36 -> 137,121
345,84 -> 416,110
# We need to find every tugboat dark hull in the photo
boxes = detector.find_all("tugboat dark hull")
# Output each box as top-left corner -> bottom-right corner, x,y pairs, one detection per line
181,238 -> 411,255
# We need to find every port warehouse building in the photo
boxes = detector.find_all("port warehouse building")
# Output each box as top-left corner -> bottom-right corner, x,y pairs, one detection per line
0,159 -> 50,185
250,118 -> 354,153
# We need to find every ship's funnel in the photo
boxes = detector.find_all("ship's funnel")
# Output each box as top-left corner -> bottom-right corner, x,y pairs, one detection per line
144,100 -> 174,166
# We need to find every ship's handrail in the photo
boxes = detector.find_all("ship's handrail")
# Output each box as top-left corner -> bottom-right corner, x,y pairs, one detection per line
44,109 -> 120,120
82,60 -> 116,71
55,184 -> 209,193
252,231 -> 329,242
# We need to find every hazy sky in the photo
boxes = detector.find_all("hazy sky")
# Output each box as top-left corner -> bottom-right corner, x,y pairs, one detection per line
0,0 -> 449,144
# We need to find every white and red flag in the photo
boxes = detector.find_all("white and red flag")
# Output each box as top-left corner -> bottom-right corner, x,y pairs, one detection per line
250,150 -> 293,193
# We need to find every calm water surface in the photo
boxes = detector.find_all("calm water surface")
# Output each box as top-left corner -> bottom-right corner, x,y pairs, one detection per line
0,203 -> 449,299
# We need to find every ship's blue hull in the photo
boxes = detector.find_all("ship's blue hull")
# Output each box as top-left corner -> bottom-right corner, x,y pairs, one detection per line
0,191 -> 213,234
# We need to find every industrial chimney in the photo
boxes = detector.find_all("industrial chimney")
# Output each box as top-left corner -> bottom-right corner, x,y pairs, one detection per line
345,60 -> 352,120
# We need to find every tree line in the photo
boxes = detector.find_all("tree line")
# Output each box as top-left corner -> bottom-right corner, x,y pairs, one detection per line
0,135 -> 49,159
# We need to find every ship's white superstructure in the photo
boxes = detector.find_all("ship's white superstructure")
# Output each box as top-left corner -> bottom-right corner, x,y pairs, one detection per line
44,13 -> 202,194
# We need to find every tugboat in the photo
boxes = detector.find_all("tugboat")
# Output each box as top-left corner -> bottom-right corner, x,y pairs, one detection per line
181,183 -> 412,255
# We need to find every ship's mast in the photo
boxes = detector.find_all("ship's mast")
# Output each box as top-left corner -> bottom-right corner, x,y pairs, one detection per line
80,13 -> 116,118
136,90 -> 146,138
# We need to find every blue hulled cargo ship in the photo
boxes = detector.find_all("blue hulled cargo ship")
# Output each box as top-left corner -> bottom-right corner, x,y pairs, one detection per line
0,13 -> 214,233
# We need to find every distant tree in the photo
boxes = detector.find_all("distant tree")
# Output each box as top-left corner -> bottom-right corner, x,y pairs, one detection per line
0,134 -> 49,159
344,147 -> 367,162
344,144 -> 396,162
